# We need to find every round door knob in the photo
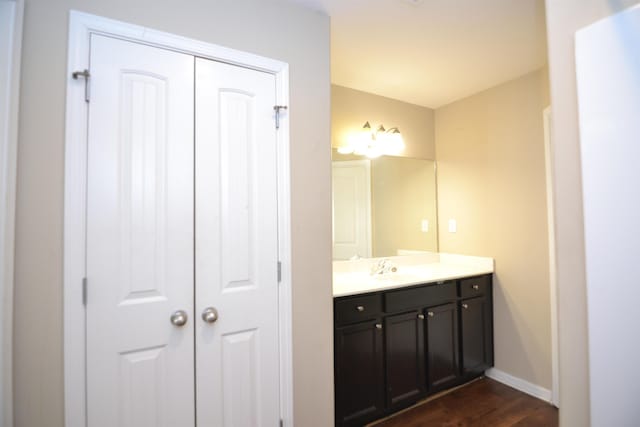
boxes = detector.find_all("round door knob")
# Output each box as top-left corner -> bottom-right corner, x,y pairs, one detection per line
170,310 -> 188,327
472,284 -> 480,290
462,303 -> 469,309
427,312 -> 434,317
356,305 -> 365,312
202,307 -> 219,324
375,323 -> 383,329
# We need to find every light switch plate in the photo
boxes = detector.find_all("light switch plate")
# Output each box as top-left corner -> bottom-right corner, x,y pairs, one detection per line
421,219 -> 429,232
448,219 -> 457,233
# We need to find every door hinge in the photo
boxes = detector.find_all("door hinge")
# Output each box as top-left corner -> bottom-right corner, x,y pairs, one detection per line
277,261 -> 282,283
273,105 -> 288,129
72,69 -> 91,103
82,277 -> 88,306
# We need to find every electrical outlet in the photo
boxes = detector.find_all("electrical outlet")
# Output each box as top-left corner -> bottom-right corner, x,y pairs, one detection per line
448,219 -> 457,233
421,219 -> 429,232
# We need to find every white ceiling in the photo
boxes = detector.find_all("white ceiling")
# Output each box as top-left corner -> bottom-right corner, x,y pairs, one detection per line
290,0 -> 547,108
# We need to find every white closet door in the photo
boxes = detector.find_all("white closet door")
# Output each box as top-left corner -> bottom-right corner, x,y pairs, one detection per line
85,35 -> 195,427
195,58 -> 280,426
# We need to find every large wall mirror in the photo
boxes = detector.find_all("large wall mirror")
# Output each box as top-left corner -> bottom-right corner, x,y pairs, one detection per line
332,148 -> 438,260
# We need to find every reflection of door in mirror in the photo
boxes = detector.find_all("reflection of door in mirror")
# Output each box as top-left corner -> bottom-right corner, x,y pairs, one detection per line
332,160 -> 372,260
332,149 -> 438,259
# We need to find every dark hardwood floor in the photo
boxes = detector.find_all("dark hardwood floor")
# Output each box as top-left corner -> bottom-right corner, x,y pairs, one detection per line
369,378 -> 558,427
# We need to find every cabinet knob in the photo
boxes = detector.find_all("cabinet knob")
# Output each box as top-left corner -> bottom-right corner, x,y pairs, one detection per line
462,303 -> 469,309
375,323 -> 382,329
472,284 -> 480,290
418,314 -> 425,320
356,305 -> 365,312
427,312 -> 434,317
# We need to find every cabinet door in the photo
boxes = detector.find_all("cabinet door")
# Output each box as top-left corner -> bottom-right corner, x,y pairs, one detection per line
461,296 -> 492,376
425,303 -> 459,392
335,320 -> 385,426
385,311 -> 426,410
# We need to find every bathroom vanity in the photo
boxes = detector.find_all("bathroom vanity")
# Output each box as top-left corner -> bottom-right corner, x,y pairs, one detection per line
333,254 -> 494,426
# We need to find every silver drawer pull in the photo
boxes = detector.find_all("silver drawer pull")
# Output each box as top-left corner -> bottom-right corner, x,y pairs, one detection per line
356,305 -> 365,312
472,284 -> 480,290
375,323 -> 382,329
462,303 -> 469,309
418,314 -> 425,320
427,312 -> 434,317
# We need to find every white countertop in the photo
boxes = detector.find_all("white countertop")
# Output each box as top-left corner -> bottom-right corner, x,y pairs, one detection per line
333,252 -> 494,297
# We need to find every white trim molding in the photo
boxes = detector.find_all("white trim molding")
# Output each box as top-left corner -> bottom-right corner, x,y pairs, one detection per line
485,368 -> 552,403
543,106 -> 560,408
0,1 -> 24,426
64,10 -> 293,427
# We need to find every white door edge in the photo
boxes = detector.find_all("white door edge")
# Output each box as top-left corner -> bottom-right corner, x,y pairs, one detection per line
63,11 -> 293,427
0,2 -> 24,426
543,106 -> 560,408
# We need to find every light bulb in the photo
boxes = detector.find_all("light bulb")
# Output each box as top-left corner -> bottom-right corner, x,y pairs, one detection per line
337,145 -> 354,154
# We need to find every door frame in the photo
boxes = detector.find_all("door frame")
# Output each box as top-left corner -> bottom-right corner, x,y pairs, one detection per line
63,11 -> 293,427
543,106 -> 560,407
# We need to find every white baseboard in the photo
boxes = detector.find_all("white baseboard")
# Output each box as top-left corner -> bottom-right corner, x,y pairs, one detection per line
485,368 -> 552,403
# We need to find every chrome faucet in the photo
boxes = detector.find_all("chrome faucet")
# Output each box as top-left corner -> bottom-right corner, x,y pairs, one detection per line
370,258 -> 397,275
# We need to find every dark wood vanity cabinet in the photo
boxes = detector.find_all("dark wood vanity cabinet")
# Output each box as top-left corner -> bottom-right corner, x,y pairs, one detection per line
425,302 -> 460,392
459,275 -> 494,377
334,274 -> 493,427
334,320 -> 386,426
384,311 -> 425,410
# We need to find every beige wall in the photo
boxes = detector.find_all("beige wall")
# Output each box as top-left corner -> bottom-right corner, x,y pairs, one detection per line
371,157 -> 438,256
331,84 -> 435,160
544,1 -> 640,425
436,69 -> 552,389
13,1 -> 332,426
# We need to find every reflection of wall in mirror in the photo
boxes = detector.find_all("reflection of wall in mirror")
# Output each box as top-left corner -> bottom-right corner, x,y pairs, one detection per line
372,157 -> 437,256
331,152 -> 438,259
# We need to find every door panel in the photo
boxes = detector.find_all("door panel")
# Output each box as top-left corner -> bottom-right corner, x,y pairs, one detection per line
425,303 -> 459,392
86,35 -> 195,427
461,297 -> 490,375
220,90 -> 258,291
221,329 -> 260,426
195,57 -> 280,426
332,160 -> 372,260
385,311 -> 425,409
334,321 -> 385,426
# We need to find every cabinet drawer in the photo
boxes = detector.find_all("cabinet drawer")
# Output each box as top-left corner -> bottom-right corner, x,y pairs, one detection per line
335,294 -> 383,326
459,275 -> 490,298
385,281 -> 456,313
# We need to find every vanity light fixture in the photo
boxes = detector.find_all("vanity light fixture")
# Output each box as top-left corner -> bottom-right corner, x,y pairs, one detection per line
337,121 -> 406,158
